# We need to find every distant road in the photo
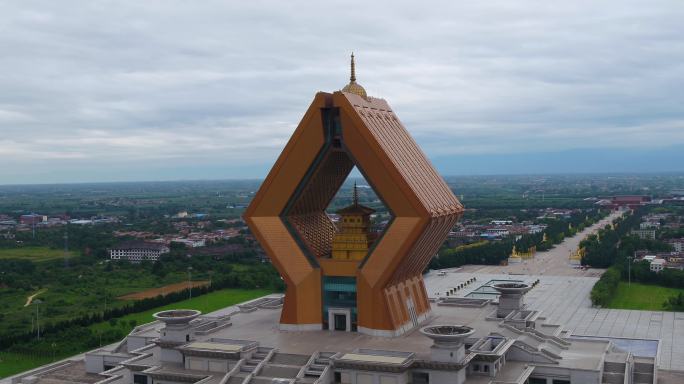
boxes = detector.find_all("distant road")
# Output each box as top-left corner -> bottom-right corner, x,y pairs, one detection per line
455,210 -> 623,277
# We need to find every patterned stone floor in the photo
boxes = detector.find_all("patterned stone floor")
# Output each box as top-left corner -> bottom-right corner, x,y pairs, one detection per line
425,271 -> 684,371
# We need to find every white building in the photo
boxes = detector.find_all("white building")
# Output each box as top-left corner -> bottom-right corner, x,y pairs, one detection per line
631,229 -> 656,240
109,241 -> 170,262
650,258 -> 666,273
69,219 -> 93,225
172,238 -> 206,248
481,228 -> 509,238
490,220 -> 513,225
174,211 -> 189,218
526,224 -> 547,234
667,239 -> 683,252
640,221 -> 660,230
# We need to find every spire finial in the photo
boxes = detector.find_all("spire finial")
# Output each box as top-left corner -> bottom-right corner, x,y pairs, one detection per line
353,182 -> 359,206
342,52 -> 367,98
350,52 -> 356,82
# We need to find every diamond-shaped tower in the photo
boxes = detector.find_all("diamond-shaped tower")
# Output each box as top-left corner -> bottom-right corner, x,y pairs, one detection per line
244,54 -> 463,336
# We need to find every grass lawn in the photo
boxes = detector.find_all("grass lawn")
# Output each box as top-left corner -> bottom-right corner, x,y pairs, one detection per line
0,352 -> 59,378
0,246 -> 76,262
607,282 -> 684,311
0,288 -> 272,379
90,288 -> 272,333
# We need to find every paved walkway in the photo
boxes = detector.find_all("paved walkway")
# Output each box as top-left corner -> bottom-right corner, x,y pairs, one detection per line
426,209 -> 684,371
424,272 -> 684,371
456,210 -> 623,277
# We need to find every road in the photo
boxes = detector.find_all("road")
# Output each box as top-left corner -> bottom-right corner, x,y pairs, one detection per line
455,210 -> 623,277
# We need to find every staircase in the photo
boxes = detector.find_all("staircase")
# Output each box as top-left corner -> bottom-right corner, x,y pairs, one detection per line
602,360 -> 626,384
241,347 -> 273,373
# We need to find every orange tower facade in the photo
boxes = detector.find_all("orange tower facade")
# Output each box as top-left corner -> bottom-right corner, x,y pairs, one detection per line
244,55 -> 463,336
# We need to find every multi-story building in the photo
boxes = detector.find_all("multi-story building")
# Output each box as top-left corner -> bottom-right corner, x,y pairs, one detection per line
650,258 -> 666,273
630,229 -> 656,240
640,221 -> 660,230
667,239 -> 684,252
171,238 -> 207,248
109,241 -> 170,262
19,214 -> 46,225
600,195 -> 651,210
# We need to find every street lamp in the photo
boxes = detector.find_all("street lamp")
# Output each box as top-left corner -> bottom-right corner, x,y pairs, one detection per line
628,252 -> 634,287
206,270 -> 214,308
33,299 -> 43,340
187,266 -> 193,300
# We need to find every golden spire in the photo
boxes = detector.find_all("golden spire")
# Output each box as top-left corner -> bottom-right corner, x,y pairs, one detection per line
350,52 -> 356,82
353,182 -> 359,206
342,52 -> 367,99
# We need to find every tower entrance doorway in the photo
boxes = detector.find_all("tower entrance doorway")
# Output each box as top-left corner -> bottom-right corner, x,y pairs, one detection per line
334,314 -> 347,331
327,307 -> 352,332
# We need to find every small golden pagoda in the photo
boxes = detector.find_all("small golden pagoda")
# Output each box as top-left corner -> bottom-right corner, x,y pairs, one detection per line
331,183 -> 375,261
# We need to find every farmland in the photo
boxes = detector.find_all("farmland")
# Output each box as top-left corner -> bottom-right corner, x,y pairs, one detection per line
0,246 -> 75,262
118,280 -> 210,300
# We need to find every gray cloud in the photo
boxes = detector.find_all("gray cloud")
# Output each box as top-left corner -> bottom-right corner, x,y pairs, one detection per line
0,0 -> 683,183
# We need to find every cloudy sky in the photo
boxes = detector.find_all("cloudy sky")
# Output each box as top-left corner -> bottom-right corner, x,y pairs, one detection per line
1,1 -> 683,184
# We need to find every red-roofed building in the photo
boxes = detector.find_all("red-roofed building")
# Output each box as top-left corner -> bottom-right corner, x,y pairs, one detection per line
599,195 -> 651,210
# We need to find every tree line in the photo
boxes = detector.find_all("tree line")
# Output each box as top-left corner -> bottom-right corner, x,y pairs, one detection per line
586,206 -> 684,307
0,264 -> 282,351
430,209 -> 606,270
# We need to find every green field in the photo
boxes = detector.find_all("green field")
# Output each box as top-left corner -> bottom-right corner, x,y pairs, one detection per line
607,282 -> 684,311
0,265 -> 193,337
90,288 -> 272,333
0,288 -> 271,378
0,352 -> 56,377
0,246 -> 76,262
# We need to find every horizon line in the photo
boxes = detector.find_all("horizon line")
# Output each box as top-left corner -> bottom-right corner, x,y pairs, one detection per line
1,170 -> 684,188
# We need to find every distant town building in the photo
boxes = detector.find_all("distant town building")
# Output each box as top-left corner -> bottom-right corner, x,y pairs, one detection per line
631,229 -> 656,240
109,241 -> 170,262
640,221 -> 660,229
490,220 -> 512,225
650,258 -> 666,273
0,219 -> 17,230
171,238 -> 206,248
19,214 -> 46,225
634,250 -> 684,271
42,217 -> 67,226
69,219 -> 93,225
597,195 -> 651,210
526,224 -> 547,234
480,228 -> 509,239
667,239 -> 684,252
